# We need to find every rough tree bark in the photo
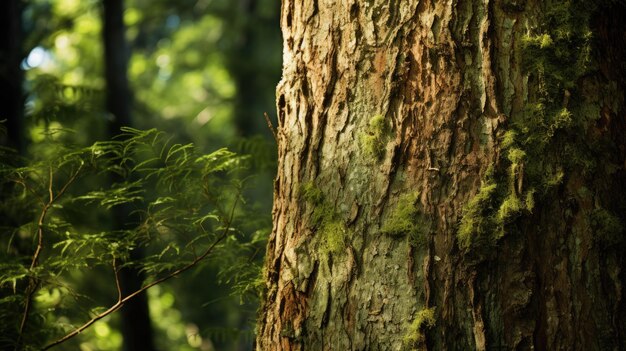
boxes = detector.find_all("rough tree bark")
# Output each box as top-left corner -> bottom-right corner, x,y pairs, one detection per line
257,1 -> 625,350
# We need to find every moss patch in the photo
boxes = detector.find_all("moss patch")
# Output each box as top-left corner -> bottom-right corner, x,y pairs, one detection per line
457,181 -> 499,250
521,2 -> 595,93
457,175 -> 535,251
381,193 -> 419,236
498,194 -> 523,223
301,181 -> 327,225
360,114 -> 390,160
448,1 -> 625,266
524,189 -> 535,212
456,0 -> 620,257
404,307 -> 436,347
459,16 -> 599,249
381,193 -> 431,247
319,219 -> 347,254
300,182 -> 348,254
301,181 -> 324,204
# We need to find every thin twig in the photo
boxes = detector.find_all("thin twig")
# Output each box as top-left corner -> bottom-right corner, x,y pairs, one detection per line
113,257 -> 122,302
31,164 -> 83,270
264,112 -> 278,142
15,164 -> 84,350
52,163 -> 83,202
15,284 -> 35,351
43,196 -> 240,350
31,167 -> 54,270
48,166 -> 54,203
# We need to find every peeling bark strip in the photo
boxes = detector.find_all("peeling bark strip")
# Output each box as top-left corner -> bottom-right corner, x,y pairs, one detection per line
258,1 -> 626,350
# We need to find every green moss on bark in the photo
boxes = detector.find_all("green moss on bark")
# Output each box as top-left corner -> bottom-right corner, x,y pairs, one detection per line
457,181 -> 499,250
319,219 -> 347,254
404,307 -> 436,347
457,1 -> 618,253
360,114 -> 390,161
300,182 -> 347,254
381,193 -> 431,247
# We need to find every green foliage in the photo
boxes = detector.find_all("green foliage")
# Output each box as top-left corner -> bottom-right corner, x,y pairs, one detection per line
28,74 -> 103,127
404,307 -> 436,347
0,127 -> 264,350
360,114 -> 390,160
217,227 -> 270,303
15,1 -> 281,348
233,135 -> 278,173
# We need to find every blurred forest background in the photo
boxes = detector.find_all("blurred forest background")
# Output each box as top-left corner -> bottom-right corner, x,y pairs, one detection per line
0,0 -> 281,350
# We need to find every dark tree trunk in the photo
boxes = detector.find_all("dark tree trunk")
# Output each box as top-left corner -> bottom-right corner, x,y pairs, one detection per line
0,2 -> 27,348
103,0 -> 132,134
230,0 -> 281,137
0,0 -> 24,154
257,1 -> 626,350
102,1 -> 156,350
231,0 -> 260,137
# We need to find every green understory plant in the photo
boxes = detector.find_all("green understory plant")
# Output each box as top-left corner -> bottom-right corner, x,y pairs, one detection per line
0,127 -> 262,350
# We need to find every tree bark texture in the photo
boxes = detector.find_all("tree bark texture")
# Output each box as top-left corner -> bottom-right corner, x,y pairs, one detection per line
257,0 -> 626,350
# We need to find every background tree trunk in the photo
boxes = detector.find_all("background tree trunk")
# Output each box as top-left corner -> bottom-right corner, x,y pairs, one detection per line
230,0 -> 275,138
102,1 -> 156,350
257,1 -> 626,350
0,0 -> 25,154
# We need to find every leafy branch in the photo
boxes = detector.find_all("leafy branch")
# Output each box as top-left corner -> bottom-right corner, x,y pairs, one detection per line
0,128 -> 263,351
42,195 -> 240,350
15,162 -> 84,351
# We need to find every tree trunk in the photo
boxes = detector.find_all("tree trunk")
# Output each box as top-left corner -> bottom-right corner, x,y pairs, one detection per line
103,0 -> 132,134
257,1 -> 626,350
102,1 -> 156,350
229,0 -> 282,138
0,0 -> 24,154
